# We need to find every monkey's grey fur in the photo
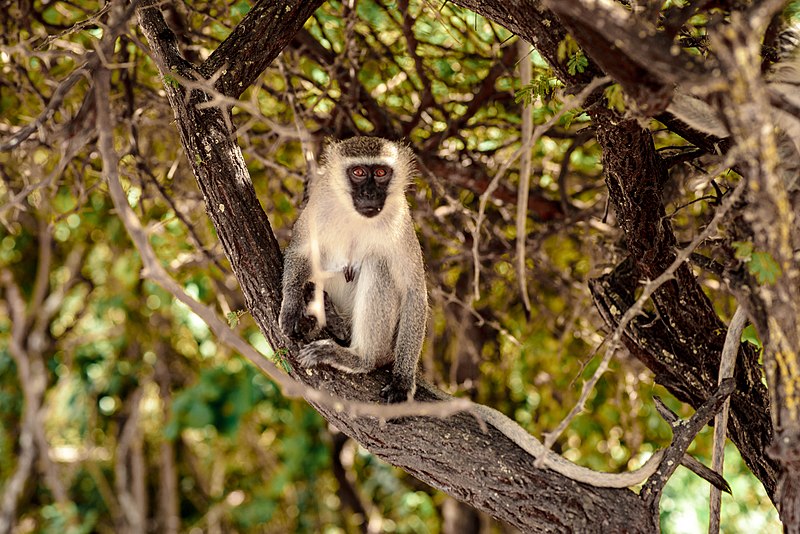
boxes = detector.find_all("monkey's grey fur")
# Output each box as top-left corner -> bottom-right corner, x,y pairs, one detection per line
280,136 -> 427,403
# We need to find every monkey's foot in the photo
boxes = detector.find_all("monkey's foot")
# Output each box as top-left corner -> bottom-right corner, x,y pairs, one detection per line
298,340 -> 372,373
298,340 -> 336,368
380,377 -> 414,403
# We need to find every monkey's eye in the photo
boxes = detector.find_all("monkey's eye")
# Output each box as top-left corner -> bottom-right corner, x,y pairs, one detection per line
350,166 -> 367,182
374,166 -> 391,182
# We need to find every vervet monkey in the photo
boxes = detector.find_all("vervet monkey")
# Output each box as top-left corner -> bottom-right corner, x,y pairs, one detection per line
279,136 -> 427,403
279,137 -> 707,489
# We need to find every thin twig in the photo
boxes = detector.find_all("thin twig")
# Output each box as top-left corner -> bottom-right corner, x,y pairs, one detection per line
709,305 -> 747,534
515,39 -> 534,317
0,0 -> 137,152
642,379 -> 736,514
471,75 -> 609,301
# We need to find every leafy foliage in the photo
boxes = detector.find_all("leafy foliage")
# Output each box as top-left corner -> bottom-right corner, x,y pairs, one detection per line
0,0 -> 787,532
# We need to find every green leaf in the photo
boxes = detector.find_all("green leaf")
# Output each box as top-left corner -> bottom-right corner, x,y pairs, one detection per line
231,0 -> 251,17
741,324 -> 762,350
604,84 -> 626,112
567,51 -> 588,75
272,348 -> 292,373
227,310 -> 246,327
748,252 -> 782,285
557,35 -> 581,63
515,73 -> 563,105
163,74 -> 179,89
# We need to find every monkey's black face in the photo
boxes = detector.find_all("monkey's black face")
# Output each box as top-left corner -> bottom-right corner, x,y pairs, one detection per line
347,164 -> 393,218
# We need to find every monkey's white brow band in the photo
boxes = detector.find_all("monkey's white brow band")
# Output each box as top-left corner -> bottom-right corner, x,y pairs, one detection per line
340,156 -> 399,166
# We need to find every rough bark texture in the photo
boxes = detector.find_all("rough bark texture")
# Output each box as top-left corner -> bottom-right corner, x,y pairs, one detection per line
590,257 -> 778,497
542,0 -> 702,114
590,108 -> 777,498
308,370 -> 655,533
201,1 -> 323,98
711,11 -> 800,529
136,2 -> 660,531
452,0 -> 779,506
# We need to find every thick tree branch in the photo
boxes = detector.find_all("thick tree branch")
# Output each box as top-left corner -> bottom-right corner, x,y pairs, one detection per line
710,9 -> 800,526
200,0 -> 325,98
542,0 -> 708,113
591,106 -> 777,497
451,0 -> 778,502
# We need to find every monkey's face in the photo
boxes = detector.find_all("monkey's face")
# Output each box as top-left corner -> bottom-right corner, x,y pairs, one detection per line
347,164 -> 393,218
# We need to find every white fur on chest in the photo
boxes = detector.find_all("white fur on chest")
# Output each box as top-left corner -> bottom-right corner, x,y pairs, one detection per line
309,208 -> 401,315
313,201 -> 401,272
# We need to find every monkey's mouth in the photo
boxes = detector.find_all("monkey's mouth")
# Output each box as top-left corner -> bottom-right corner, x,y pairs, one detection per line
355,205 -> 383,218
352,187 -> 387,218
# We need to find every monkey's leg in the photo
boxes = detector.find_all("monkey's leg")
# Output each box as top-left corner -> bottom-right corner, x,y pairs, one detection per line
380,285 -> 426,403
299,258 -> 396,374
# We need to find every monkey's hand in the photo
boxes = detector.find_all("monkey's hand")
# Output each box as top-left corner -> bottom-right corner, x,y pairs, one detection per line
279,282 -> 318,340
380,376 -> 415,403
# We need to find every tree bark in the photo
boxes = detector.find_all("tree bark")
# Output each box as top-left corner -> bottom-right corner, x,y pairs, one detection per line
135,1 -> 662,531
590,108 -> 777,498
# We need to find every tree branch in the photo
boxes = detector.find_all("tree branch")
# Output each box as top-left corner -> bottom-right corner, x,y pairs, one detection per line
200,0 -> 325,98
641,379 -> 736,514
542,0 -> 707,113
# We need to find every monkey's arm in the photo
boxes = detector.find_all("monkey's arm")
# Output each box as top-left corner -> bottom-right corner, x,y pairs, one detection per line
381,282 -> 427,403
279,239 -> 314,340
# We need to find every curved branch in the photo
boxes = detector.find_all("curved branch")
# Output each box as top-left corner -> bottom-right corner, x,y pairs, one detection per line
450,0 -> 779,502
591,106 -> 778,498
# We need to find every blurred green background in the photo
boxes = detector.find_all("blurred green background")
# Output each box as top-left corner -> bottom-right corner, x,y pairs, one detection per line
0,0 -> 789,532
